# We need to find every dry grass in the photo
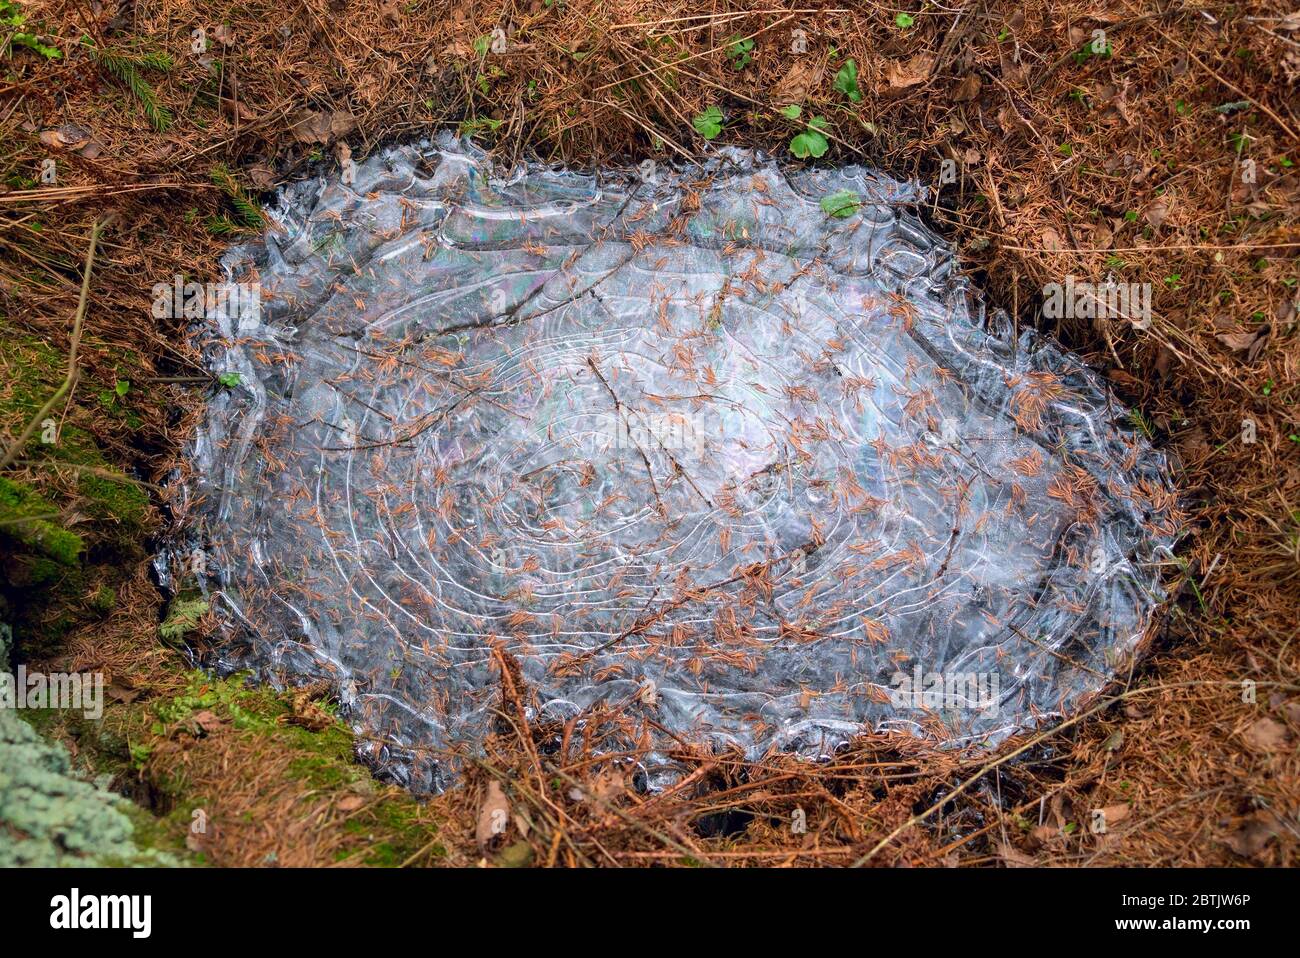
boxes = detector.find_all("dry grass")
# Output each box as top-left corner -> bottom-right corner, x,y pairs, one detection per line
2,0 -> 1298,866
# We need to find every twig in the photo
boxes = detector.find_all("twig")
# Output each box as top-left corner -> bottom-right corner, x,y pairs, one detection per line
0,219 -> 101,470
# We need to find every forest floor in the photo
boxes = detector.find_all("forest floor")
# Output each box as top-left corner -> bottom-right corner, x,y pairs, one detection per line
1,0 -> 1297,866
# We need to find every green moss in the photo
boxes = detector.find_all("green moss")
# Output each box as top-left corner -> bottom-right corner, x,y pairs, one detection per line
144,672 -> 443,866
0,476 -> 83,565
160,596 -> 208,644
77,469 -> 149,528
0,332 -> 149,535
115,800 -> 201,862
20,661 -> 445,867
91,583 -> 116,613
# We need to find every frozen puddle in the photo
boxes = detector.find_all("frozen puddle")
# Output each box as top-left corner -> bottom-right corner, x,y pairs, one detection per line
166,138 -> 1180,792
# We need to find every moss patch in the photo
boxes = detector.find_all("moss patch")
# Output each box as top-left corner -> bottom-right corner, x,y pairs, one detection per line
0,476 -> 84,565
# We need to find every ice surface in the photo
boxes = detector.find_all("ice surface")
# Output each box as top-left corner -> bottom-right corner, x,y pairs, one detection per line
164,137 -> 1180,792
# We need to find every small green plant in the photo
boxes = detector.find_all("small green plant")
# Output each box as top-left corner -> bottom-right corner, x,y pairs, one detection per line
1073,35 -> 1112,64
97,378 -> 130,409
91,584 -> 116,613
1,1 -> 61,58
692,105 -> 724,140
833,59 -> 862,102
894,12 -> 915,29
205,215 -> 244,236
820,191 -> 861,218
456,116 -> 503,138
218,372 -> 242,388
789,116 -> 829,159
128,741 -> 154,771
778,104 -> 802,120
82,36 -> 173,131
161,598 -> 209,644
725,35 -> 753,70
1129,409 -> 1155,440
208,164 -> 264,234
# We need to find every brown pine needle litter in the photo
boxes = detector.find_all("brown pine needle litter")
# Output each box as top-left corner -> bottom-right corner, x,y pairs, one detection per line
0,0 -> 1297,867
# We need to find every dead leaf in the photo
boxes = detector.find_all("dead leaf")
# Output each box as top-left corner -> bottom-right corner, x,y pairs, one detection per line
1098,803 -> 1131,826
998,842 -> 1036,867
1153,347 -> 1174,379
289,109 -> 357,145
38,124 -> 90,150
1107,370 -> 1142,391
1030,824 -> 1060,845
1041,227 -> 1063,252
1224,811 -> 1282,859
106,681 -> 140,704
1242,716 -> 1291,753
1215,328 -> 1266,355
191,709 -> 224,735
1143,200 -> 1170,228
887,54 -> 934,89
286,687 -> 334,731
952,74 -> 982,102
247,162 -> 277,190
769,58 -> 824,104
476,780 -> 511,850
336,794 -> 366,812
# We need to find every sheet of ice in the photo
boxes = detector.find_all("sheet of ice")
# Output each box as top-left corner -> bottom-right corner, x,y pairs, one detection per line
163,137 -> 1180,792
